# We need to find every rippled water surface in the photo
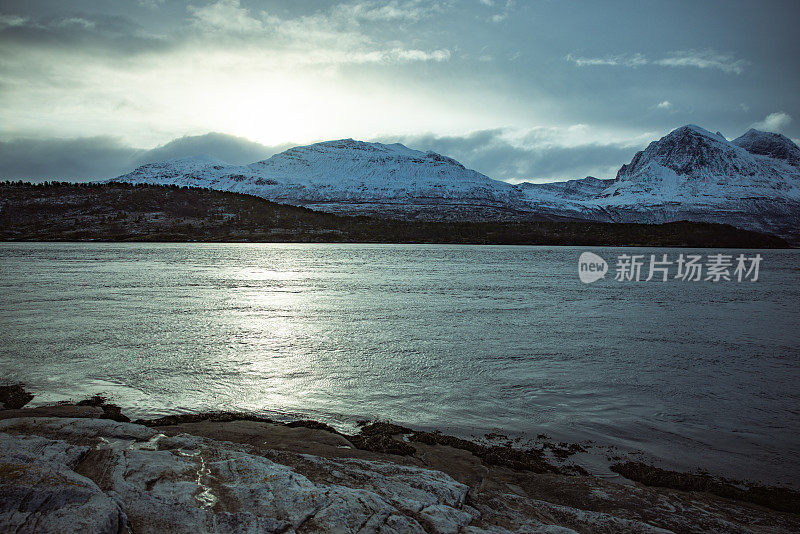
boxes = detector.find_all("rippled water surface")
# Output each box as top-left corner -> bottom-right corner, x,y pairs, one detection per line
1,243 -> 798,485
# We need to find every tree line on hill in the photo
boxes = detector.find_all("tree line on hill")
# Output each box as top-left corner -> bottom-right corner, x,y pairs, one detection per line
0,181 -> 788,248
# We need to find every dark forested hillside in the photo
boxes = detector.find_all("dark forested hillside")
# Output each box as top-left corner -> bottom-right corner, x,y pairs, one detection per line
0,182 -> 789,248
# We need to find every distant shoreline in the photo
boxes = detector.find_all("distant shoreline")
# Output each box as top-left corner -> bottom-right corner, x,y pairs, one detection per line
0,182 -> 790,248
1,239 -> 795,249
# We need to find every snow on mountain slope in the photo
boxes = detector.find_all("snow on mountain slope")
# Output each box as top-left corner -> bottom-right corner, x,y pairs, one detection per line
116,138 -> 528,219
519,176 -> 614,203
598,125 -> 800,203
732,128 -> 800,166
592,126 -> 800,241
112,127 -> 800,242
513,177 -> 616,222
513,125 -> 800,242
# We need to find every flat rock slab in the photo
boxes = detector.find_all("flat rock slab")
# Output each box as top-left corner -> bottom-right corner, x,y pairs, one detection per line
0,417 -> 479,533
0,405 -> 105,420
1,417 -> 797,533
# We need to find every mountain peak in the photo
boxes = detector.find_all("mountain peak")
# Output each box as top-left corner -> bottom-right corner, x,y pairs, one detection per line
616,124 -> 739,180
311,138 -> 410,151
732,129 -> 800,166
267,138 -> 422,162
682,124 -> 710,133
669,124 -> 726,142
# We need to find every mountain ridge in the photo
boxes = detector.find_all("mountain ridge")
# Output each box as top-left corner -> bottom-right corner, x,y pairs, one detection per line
2,181 -> 788,248
111,127 -> 800,243
732,129 -> 800,166
115,137 -> 528,220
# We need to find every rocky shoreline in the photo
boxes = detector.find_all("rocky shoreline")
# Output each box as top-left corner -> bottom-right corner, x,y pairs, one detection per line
1,386 -> 798,533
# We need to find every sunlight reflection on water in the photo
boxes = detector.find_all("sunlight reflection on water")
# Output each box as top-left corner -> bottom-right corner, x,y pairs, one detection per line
1,242 -> 799,486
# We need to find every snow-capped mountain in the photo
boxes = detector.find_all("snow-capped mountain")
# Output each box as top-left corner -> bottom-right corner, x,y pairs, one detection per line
517,125 -> 800,241
112,126 -> 800,243
116,138 -> 527,219
601,125 -> 800,202
599,126 -> 798,239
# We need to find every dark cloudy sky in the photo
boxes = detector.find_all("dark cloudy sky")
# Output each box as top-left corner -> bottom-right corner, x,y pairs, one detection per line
1,0 -> 798,182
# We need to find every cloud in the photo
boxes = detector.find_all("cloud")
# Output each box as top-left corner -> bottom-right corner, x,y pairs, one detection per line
3,2 -> 794,163
1,127 -> 646,184
564,53 -> 647,68
485,0 -> 514,23
334,0 -> 445,22
656,100 -> 672,110
0,1 -> 459,146
0,10 -> 169,57
378,127 -> 643,182
0,133 -> 288,181
185,0 -> 452,66
189,0 -> 266,34
751,112 -> 792,133
0,137 -> 140,181
654,50 -> 747,74
0,1 -> 450,68
188,0 -> 443,33
566,49 -> 747,74
54,17 -> 96,30
131,133 -> 288,166
0,14 -> 29,29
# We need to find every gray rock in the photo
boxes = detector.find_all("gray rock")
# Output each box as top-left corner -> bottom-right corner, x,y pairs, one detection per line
4,416 -> 782,533
0,418 -> 476,533
0,433 -> 127,533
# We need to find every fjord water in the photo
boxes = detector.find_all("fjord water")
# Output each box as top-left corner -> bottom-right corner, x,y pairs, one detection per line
1,243 -> 798,486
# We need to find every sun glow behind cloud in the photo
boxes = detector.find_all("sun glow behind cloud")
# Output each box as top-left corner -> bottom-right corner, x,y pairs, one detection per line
97,51 -> 494,147
0,0 -> 510,147
1,0 -> 798,182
